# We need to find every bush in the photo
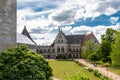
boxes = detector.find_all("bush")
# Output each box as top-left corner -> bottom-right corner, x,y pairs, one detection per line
93,70 -> 102,78
100,76 -> 108,80
56,54 -> 68,59
87,68 -> 93,72
93,70 -> 108,80
65,74 -> 90,80
74,60 -> 85,67
102,63 -> 110,67
0,45 -> 53,80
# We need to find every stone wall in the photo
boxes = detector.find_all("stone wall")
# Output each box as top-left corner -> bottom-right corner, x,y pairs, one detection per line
0,0 -> 16,52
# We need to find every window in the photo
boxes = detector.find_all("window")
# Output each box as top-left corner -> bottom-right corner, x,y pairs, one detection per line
57,47 -> 60,52
48,49 -> 50,52
44,49 -> 46,53
53,49 -> 54,52
40,49 -> 43,53
61,40 -> 63,43
58,40 -> 60,43
61,47 -> 64,52
69,48 -> 71,52
36,49 -> 39,53
76,48 -> 78,52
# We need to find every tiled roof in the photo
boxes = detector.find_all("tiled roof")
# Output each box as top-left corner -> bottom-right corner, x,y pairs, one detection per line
17,33 -> 35,45
83,33 -> 92,44
66,34 -> 86,44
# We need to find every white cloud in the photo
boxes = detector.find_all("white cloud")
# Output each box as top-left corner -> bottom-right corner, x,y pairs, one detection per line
61,26 -> 72,34
71,26 -> 92,34
30,32 -> 57,46
70,23 -> 120,43
110,17 -> 119,24
48,0 -> 120,23
17,0 -> 120,45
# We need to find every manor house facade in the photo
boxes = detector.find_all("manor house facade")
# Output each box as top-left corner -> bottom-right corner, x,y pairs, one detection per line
37,29 -> 99,59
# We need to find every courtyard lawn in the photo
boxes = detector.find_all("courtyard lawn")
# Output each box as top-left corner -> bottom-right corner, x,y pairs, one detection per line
48,60 -> 99,80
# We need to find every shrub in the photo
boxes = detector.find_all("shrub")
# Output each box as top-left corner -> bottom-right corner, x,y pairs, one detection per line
65,74 -> 90,80
93,70 -> 102,78
56,54 -> 68,59
87,68 -> 93,72
0,45 -> 53,80
74,60 -> 85,67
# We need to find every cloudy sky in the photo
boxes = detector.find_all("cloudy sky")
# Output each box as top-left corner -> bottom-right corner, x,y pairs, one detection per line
17,0 -> 120,45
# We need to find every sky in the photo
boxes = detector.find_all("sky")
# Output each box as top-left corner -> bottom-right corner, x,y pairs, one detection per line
17,0 -> 120,45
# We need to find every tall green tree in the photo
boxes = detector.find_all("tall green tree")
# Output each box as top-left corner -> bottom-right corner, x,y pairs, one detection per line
82,41 -> 98,59
105,28 -> 116,43
0,45 -> 53,80
96,28 -> 116,63
101,28 -> 116,43
111,31 -> 120,67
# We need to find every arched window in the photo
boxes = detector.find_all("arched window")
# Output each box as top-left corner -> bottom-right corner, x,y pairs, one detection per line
58,40 -> 60,43
53,49 -> 54,52
44,49 -> 46,53
48,49 -> 50,52
61,47 -> 64,52
61,40 -> 63,43
69,48 -> 71,52
36,49 -> 39,53
76,48 -> 78,52
40,49 -> 43,53
57,47 -> 60,52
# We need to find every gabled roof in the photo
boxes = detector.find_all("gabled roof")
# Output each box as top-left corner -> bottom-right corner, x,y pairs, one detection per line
21,26 -> 36,44
17,26 -> 36,45
66,34 -> 85,44
83,33 -> 92,44
17,33 -> 35,45
83,32 -> 99,44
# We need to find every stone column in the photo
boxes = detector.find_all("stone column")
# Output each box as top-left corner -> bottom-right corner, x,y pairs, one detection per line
0,0 -> 16,52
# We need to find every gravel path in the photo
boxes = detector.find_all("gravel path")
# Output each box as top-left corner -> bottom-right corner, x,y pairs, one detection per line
53,77 -> 60,80
75,59 -> 120,80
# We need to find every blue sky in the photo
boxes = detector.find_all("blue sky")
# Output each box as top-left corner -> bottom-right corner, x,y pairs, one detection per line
17,0 -> 120,45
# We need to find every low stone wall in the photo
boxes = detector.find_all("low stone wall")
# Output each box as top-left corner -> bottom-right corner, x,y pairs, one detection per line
0,0 -> 16,52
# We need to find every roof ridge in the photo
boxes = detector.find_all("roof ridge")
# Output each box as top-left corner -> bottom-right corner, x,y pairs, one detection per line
22,26 -> 36,44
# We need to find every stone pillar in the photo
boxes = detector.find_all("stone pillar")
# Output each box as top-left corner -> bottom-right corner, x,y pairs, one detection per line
0,0 -> 16,52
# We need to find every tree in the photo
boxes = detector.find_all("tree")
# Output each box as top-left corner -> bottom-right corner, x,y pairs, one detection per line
111,31 -> 120,67
96,28 -> 116,64
0,45 -> 53,80
82,41 -> 98,59
96,38 -> 112,64
101,28 -> 116,43
88,53 -> 98,62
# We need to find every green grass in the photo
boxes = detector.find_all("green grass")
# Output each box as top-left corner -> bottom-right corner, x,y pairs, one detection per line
108,67 -> 120,75
48,60 -> 99,80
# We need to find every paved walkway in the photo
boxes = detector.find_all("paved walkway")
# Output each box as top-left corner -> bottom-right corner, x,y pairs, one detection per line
53,77 -> 60,80
75,59 -> 120,80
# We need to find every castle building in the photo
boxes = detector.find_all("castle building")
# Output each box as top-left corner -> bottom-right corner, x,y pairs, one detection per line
17,26 -> 37,52
37,29 -> 99,59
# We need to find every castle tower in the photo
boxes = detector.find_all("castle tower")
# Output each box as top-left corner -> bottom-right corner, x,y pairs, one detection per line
0,0 -> 16,52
